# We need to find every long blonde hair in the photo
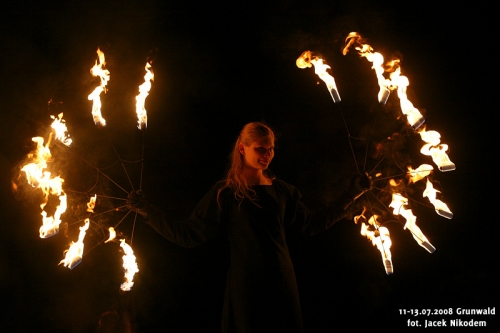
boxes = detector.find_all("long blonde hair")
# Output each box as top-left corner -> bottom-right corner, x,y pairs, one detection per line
217,122 -> 275,205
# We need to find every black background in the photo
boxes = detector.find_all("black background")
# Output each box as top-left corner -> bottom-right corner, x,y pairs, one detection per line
1,1 -> 496,332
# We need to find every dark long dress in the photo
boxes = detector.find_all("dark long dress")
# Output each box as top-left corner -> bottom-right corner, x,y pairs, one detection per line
145,178 -> 354,332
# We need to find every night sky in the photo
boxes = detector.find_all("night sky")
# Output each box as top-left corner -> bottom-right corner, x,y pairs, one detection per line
1,1 -> 497,332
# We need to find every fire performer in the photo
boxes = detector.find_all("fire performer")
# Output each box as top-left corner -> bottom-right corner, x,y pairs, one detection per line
126,122 -> 371,332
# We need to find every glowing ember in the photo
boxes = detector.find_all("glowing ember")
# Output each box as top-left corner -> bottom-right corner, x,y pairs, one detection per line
120,239 -> 139,291
356,211 -> 393,275
88,48 -> 110,126
105,227 -> 116,243
419,127 -> 456,171
135,62 -> 154,129
408,164 -> 434,184
423,179 -> 453,219
86,194 -> 97,213
60,219 -> 90,270
343,32 -> 425,129
296,51 -> 341,103
389,192 -> 435,253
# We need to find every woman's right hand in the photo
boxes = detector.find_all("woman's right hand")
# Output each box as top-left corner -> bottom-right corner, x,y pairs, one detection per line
126,190 -> 151,218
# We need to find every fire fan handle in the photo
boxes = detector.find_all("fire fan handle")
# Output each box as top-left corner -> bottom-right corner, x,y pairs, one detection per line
126,190 -> 152,218
347,173 -> 373,202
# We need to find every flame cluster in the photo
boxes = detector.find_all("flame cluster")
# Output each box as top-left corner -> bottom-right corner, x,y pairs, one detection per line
298,33 -> 455,274
87,48 -> 154,130
20,113 -> 71,238
341,32 -> 455,172
18,48 -> 151,291
20,112 -> 140,289
343,32 -> 425,129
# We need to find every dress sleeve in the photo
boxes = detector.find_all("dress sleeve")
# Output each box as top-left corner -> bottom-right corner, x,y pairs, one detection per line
144,184 -> 227,248
287,185 -> 355,236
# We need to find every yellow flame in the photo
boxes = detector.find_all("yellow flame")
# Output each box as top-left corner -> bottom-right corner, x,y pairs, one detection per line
389,192 -> 435,253
88,48 -> 110,126
296,51 -> 341,103
135,62 -> 154,129
60,219 -> 90,269
423,179 -> 453,219
120,239 -> 139,291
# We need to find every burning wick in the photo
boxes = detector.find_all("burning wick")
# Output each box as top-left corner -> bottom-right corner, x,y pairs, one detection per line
60,219 -> 90,270
135,62 -> 154,129
343,32 -> 425,130
296,51 -> 341,103
343,32 -> 391,105
88,48 -> 110,126
120,239 -> 139,291
419,127 -> 456,172
389,190 -> 436,253
356,210 -> 393,274
424,179 -> 453,219
391,68 -> 425,130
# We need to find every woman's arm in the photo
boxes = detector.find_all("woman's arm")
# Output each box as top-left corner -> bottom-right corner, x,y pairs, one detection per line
287,173 -> 372,235
127,185 -> 225,248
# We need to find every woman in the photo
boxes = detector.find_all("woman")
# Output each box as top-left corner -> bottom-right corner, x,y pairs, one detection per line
127,122 -> 371,332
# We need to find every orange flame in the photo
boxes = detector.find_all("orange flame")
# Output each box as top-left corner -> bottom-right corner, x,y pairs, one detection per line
120,239 -> 139,291
88,48 -> 110,126
296,51 -> 341,103
423,179 -> 453,219
60,219 -> 90,270
389,192 -> 435,253
135,62 -> 154,129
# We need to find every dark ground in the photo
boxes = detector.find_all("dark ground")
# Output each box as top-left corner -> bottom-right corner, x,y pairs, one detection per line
0,1 -> 497,332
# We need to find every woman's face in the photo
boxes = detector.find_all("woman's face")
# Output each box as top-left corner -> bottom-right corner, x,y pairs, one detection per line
240,137 -> 274,171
